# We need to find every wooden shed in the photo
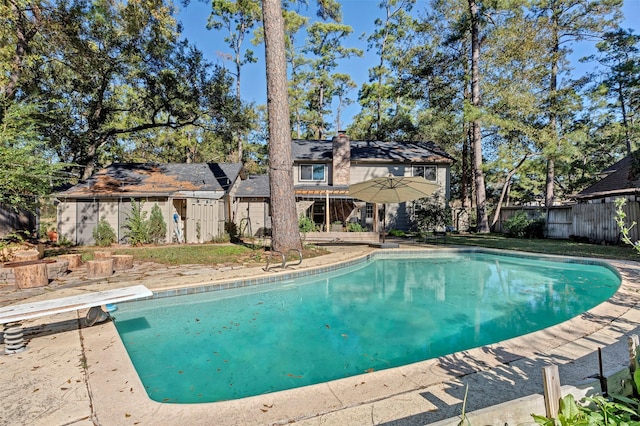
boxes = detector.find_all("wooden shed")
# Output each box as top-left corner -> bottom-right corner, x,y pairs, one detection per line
56,163 -> 245,245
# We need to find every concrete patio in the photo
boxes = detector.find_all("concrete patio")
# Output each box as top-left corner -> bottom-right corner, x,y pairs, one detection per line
1,243 -> 640,426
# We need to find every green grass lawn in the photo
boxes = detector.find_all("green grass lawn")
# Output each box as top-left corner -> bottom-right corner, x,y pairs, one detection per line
444,233 -> 640,262
42,233 -> 640,266
60,243 -> 330,266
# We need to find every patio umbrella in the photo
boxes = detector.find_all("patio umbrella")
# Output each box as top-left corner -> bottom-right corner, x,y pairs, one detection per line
349,176 -> 440,242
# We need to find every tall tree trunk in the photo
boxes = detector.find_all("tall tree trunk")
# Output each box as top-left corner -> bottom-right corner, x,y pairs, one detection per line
318,84 -> 324,139
491,154 -> 529,228
545,9 -> 559,207
468,0 -> 489,233
4,0 -> 40,101
235,54 -> 243,162
617,82 -> 632,156
262,0 -> 302,252
462,86 -> 471,210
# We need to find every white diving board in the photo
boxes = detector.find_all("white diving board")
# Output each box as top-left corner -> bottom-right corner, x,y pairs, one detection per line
0,285 -> 152,324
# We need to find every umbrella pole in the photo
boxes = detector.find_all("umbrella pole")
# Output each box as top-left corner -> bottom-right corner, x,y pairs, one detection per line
382,204 -> 386,243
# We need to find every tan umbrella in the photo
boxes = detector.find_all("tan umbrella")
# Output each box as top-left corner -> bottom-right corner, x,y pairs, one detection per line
349,176 -> 440,242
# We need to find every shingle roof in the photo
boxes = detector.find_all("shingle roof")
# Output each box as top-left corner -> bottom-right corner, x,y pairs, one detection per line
291,139 -> 454,163
236,174 -> 270,197
57,163 -> 244,197
576,155 -> 640,200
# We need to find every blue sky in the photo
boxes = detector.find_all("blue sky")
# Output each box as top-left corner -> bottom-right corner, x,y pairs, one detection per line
177,0 -> 640,131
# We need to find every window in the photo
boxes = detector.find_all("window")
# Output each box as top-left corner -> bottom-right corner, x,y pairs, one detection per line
300,164 -> 326,181
365,203 -> 374,219
413,165 -> 437,181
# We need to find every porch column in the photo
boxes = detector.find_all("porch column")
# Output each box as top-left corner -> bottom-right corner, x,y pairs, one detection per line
325,190 -> 330,233
373,202 -> 379,233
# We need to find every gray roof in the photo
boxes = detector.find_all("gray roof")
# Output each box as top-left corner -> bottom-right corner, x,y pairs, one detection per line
236,174 -> 270,197
291,139 -> 454,163
576,155 -> 640,200
58,163 -> 244,198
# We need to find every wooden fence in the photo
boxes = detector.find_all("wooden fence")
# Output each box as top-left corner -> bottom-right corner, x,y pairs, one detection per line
495,201 -> 640,243
0,205 -> 36,238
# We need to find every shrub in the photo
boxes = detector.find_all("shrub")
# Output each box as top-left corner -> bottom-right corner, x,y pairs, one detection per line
124,199 -> 149,246
298,215 -> 317,233
148,204 -> 167,244
413,197 -> 451,234
93,217 -> 117,247
526,217 -> 546,239
225,220 -> 239,242
504,211 -> 529,237
504,211 -> 545,238
346,222 -> 365,232
388,229 -> 406,237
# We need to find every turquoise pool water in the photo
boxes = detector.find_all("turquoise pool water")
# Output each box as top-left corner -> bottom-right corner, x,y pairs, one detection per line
113,251 -> 621,403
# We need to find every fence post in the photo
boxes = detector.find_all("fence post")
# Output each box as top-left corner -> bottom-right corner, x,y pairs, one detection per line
542,365 -> 561,419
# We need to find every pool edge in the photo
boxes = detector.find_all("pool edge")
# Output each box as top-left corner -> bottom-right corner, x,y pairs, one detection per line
84,247 -> 640,425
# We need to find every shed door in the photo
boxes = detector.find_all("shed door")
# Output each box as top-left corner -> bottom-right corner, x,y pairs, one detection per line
118,200 -> 133,244
77,200 -> 99,245
186,199 -> 221,243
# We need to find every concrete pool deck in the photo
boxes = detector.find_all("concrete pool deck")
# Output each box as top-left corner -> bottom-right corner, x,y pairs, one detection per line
1,242 -> 640,425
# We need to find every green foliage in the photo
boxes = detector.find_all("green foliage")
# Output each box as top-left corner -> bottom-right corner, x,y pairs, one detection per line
210,232 -> 231,243
413,197 -> 451,234
532,393 -> 640,425
504,211 -> 545,239
225,220 -> 239,243
148,204 -> 167,244
504,212 -> 530,237
300,21 -> 363,138
0,102 -> 66,212
615,198 -> 640,254
298,215 -> 317,233
124,199 -> 149,246
388,229 -> 406,237
346,221 -> 365,232
92,217 -> 117,247
2,0 -> 252,180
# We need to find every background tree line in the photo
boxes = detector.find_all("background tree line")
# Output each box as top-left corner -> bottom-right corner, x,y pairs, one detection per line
2,0 -> 639,240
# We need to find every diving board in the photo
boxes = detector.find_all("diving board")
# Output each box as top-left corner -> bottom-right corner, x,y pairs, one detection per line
0,285 -> 152,324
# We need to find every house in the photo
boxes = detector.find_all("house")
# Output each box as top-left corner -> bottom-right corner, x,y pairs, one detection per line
497,153 -> 640,242
234,133 -> 454,237
569,153 -> 640,243
56,134 -> 453,246
575,154 -> 640,203
56,163 -> 245,245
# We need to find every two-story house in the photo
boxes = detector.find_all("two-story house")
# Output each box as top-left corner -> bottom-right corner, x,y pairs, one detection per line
234,132 -> 454,237
55,134 -> 453,246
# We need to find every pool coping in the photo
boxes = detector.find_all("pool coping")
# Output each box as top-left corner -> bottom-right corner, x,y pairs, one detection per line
3,244 -> 640,425
87,247 -> 640,425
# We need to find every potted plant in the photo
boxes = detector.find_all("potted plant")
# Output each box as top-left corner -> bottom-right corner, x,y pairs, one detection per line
47,229 -> 58,242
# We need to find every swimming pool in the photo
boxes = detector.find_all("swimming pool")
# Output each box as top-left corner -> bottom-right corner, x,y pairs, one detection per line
112,250 -> 620,403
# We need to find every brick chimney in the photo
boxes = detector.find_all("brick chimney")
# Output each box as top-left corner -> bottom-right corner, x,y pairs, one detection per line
332,131 -> 351,186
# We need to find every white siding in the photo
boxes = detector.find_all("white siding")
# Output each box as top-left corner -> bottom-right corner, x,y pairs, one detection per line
99,200 -> 119,236
57,201 -> 77,244
186,199 -> 222,243
236,200 -> 270,237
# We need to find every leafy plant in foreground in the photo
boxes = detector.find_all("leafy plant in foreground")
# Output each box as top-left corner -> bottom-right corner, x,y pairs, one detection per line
93,217 -> 117,247
615,198 -> 640,255
148,204 -> 167,244
124,199 -> 149,246
298,215 -> 317,233
532,393 -> 640,425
